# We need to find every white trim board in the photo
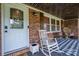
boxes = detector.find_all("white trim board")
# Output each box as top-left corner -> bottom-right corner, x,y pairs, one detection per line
1,4 -> 5,56
25,4 -> 64,21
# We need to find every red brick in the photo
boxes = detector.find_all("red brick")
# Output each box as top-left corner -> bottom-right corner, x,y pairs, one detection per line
29,9 -> 40,43
64,19 -> 78,38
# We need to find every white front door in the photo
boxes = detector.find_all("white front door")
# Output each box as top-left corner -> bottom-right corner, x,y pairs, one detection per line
3,4 -> 29,53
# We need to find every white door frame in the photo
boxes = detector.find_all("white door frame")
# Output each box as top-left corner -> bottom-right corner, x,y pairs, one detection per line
1,3 -> 29,55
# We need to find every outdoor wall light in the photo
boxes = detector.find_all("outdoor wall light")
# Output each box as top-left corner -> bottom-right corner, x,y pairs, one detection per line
32,12 -> 38,16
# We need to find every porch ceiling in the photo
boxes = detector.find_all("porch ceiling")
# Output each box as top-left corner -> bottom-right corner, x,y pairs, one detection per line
25,3 -> 79,19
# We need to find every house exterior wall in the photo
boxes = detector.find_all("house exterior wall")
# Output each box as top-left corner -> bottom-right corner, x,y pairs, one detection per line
0,4 -> 2,56
43,17 -> 78,38
64,19 -> 78,38
29,9 -> 40,43
43,16 -> 53,38
29,9 -> 62,44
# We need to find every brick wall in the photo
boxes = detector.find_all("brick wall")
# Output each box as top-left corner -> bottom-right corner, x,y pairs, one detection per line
0,4 -> 1,56
29,9 -> 54,43
64,19 -> 78,38
61,20 -> 64,28
29,8 -> 79,44
29,9 -> 40,43
44,16 -> 49,24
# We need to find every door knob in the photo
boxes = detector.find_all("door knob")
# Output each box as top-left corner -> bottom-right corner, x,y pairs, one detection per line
5,30 -> 8,33
5,26 -> 8,29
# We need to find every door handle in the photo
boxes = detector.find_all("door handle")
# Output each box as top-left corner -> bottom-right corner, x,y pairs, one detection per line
5,30 -> 8,33
5,26 -> 8,29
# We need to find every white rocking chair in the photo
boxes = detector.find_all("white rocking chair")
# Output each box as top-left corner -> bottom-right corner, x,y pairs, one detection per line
39,30 -> 62,56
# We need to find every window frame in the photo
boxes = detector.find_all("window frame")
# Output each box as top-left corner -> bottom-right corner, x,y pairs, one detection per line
44,17 -> 61,33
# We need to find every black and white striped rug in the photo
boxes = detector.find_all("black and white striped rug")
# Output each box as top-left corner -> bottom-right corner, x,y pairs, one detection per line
57,38 -> 79,56
27,38 -> 79,56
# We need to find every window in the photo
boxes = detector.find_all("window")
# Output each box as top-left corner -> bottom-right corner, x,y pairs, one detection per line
56,20 -> 60,31
43,17 -> 50,31
44,17 -> 61,32
10,8 -> 24,29
51,19 -> 55,31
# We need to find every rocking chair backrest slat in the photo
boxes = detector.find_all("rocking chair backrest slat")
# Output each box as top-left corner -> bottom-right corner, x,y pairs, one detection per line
39,30 -> 48,46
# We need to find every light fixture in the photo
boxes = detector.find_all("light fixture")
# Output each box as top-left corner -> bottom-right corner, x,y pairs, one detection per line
32,12 -> 38,16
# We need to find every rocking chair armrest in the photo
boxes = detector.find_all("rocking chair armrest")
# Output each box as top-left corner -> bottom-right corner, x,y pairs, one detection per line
48,38 -> 56,40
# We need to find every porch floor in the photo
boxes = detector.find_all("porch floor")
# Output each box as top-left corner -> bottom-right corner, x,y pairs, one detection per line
27,38 -> 79,56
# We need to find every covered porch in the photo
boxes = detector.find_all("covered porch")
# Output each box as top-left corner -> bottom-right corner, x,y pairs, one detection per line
27,3 -> 79,56
0,3 -> 79,56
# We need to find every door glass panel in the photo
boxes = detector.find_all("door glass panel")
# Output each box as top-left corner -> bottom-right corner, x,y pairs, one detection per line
10,8 -> 24,29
